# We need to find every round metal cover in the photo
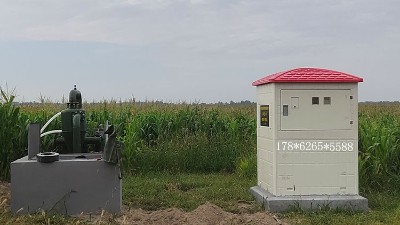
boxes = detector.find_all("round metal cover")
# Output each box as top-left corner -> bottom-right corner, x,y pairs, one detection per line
37,152 -> 60,163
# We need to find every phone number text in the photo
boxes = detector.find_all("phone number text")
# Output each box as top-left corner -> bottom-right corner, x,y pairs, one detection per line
277,141 -> 354,152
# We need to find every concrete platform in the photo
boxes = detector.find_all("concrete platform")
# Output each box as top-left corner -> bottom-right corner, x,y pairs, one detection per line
250,186 -> 368,212
11,154 -> 121,215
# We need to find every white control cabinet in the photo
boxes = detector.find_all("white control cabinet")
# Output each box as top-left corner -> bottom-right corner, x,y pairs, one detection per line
253,68 -> 363,196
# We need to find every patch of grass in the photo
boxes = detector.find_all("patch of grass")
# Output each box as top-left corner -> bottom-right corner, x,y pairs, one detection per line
122,172 -> 259,212
5,173 -> 400,224
1,173 -> 260,224
283,188 -> 400,225
0,208 -> 87,225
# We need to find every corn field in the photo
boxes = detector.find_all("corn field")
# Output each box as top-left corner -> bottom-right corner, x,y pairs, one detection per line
0,91 -> 257,181
1,88 -> 400,191
358,103 -> 400,189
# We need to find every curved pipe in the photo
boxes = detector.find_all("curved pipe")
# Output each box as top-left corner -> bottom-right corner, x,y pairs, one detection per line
40,111 -> 62,133
40,130 -> 62,138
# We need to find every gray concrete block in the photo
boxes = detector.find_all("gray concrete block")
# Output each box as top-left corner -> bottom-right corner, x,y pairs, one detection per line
11,154 -> 121,215
250,186 -> 368,212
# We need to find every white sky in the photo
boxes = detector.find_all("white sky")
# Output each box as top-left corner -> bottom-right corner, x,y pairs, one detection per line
0,0 -> 399,103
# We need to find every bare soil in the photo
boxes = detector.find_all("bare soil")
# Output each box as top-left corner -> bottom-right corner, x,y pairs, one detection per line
115,202 -> 285,225
1,181 -> 286,225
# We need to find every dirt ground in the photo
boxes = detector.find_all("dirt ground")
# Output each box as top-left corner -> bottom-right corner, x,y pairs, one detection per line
112,202 -> 285,225
1,181 -> 286,225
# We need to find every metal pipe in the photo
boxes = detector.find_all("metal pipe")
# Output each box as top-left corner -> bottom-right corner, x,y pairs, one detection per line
84,136 -> 102,144
40,130 -> 62,138
72,113 -> 81,153
40,111 -> 61,133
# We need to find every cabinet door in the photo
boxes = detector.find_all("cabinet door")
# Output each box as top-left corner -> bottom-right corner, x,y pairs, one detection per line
280,90 -> 352,131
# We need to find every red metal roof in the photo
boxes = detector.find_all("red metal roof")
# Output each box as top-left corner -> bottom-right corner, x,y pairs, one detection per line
252,68 -> 363,86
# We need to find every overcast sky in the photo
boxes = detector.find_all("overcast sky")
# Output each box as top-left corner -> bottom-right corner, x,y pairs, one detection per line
0,0 -> 399,103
